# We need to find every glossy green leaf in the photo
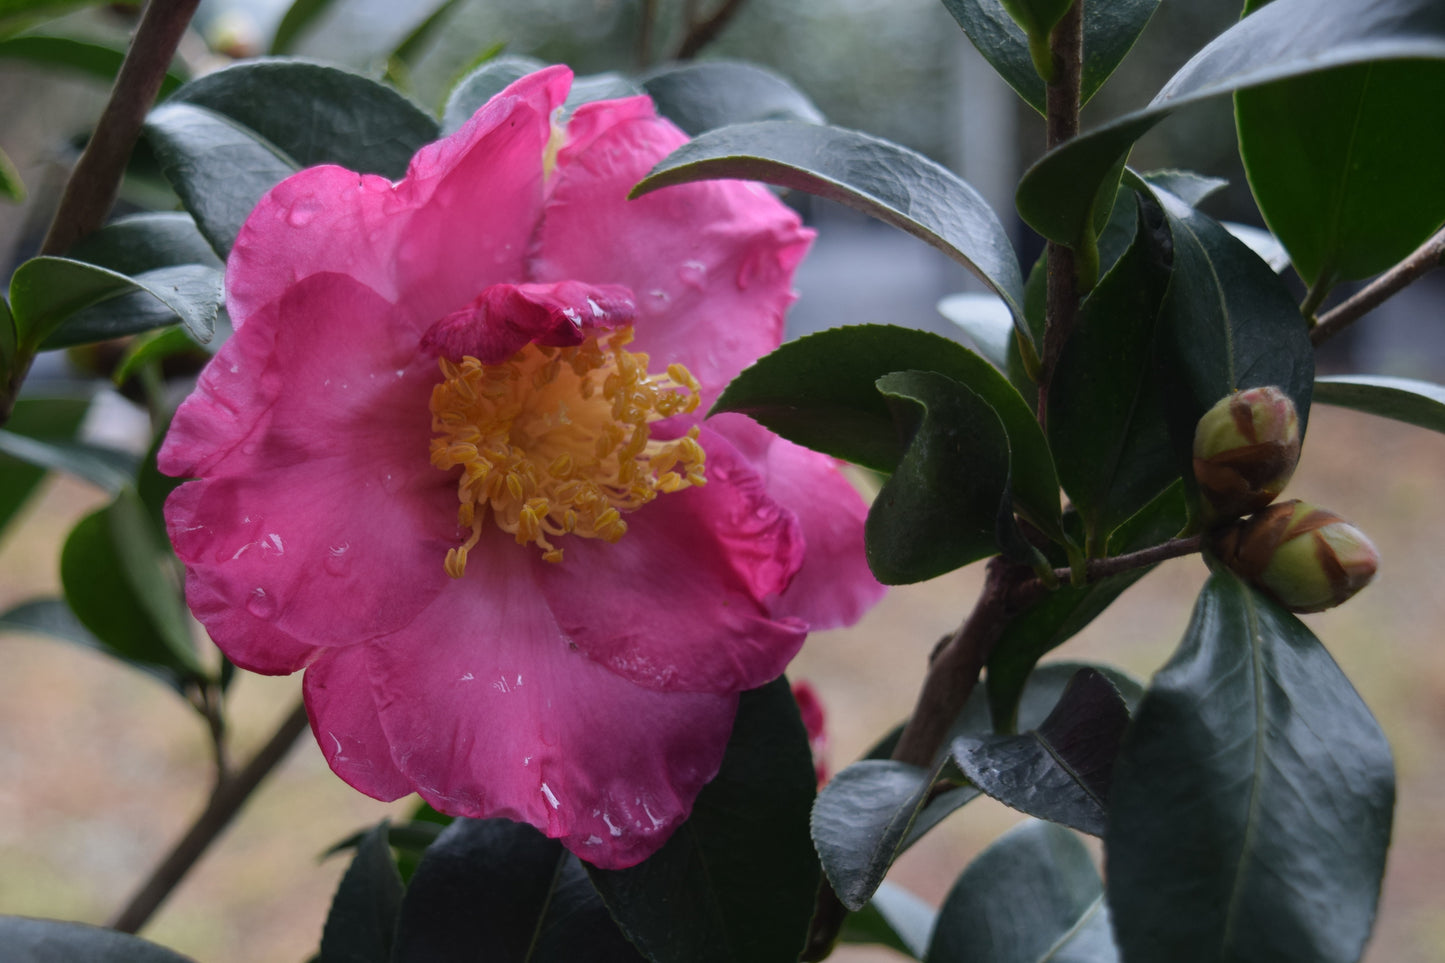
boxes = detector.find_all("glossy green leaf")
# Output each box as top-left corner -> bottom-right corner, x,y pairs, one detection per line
442,55 -> 547,135
1224,222 -> 1290,272
0,597 -> 189,692
813,757 -> 977,911
113,326 -> 206,385
144,102 -> 298,256
1048,191 -> 1175,550
0,393 -> 90,537
634,121 -> 1027,338
1314,375 -> 1445,433
987,483 -> 1186,730
1106,571 -> 1393,963
838,882 -> 936,960
171,60 -> 437,178
0,431 -> 135,492
40,264 -> 222,350
951,668 -> 1129,836
589,678 -> 819,963
61,489 -> 200,677
270,0 -> 336,54
943,0 -> 1161,113
67,212 -> 221,275
393,817 -> 644,963
640,60 -> 824,136
867,370 -> 1012,583
1150,193 -> 1314,475
1141,169 -> 1227,208
1016,0 -> 1445,247
926,821 -> 1116,963
0,0 -> 137,38
934,293 -> 1034,398
714,325 -> 1060,539
318,822 -> 403,963
0,33 -> 187,96
321,820 -> 445,862
0,916 -> 196,962
1238,60 -> 1445,287
10,256 -> 218,351
0,144 -> 24,202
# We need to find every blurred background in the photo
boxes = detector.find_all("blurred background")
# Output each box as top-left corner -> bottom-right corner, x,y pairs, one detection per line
2,0 -> 1443,960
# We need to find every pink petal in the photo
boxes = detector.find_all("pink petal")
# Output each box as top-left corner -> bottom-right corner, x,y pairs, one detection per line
162,273 -> 457,657
531,103 -> 813,407
421,280 -> 635,364
304,645 -> 413,800
365,538 -> 738,869
226,66 -> 572,329
710,413 -> 884,629
538,427 -> 807,693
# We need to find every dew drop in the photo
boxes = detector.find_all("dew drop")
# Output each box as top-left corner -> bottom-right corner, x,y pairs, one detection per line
286,205 -> 316,228
246,587 -> 275,619
380,472 -> 401,494
678,260 -> 707,290
324,542 -> 351,576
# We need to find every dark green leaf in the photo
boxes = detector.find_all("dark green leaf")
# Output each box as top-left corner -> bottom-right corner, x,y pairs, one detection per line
319,822 -> 403,963
40,264 -> 222,350
950,668 -> 1129,836
1016,0 -> 1445,247
1314,374 -> 1445,433
1106,571 -> 1393,963
0,33 -> 187,96
0,0 -> 137,38
926,821 -> 1116,963
393,818 -> 644,963
61,491 -> 200,678
934,292 -> 1034,398
170,60 -> 437,178
270,0 -> 336,54
1048,190 -> 1175,550
1238,60 -> 1445,286
0,431 -> 135,492
838,882 -> 936,960
943,0 -> 1161,113
867,370 -> 1012,583
1141,169 -> 1227,208
114,326 -> 208,385
0,916 -> 196,962
441,55 -> 547,135
641,60 -> 824,136
714,325 -> 1060,539
0,393 -> 91,537
0,144 -> 24,201
1224,222 -> 1290,272
812,758 -> 977,911
1150,193 -> 1314,477
590,678 -> 819,963
634,121 -> 1027,339
389,0 -> 466,70
987,483 -> 1186,730
0,597 -> 188,693
10,256 -> 218,351
322,820 -> 445,862
144,102 -> 298,256
67,212 -> 221,275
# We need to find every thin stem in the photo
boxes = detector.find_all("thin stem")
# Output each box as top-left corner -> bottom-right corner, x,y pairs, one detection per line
1299,270 -> 1335,320
1310,226 -> 1445,346
40,0 -> 200,256
890,559 -> 1024,767
1035,0 -> 1084,430
673,0 -> 748,60
108,699 -> 311,934
636,0 -> 658,70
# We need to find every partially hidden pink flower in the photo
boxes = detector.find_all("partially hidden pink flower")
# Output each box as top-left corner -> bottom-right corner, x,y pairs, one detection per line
791,681 -> 830,787
160,66 -> 883,869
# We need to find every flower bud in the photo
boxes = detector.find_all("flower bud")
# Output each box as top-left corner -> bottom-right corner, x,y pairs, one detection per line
1210,499 -> 1379,613
1193,386 -> 1301,520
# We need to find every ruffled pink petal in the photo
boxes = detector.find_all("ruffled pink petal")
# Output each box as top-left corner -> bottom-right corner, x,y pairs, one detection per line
226,66 -> 572,328
538,427 -> 807,693
709,413 -> 883,629
531,104 -> 813,407
365,538 -> 738,869
304,644 -> 413,800
421,280 -> 635,364
162,273 -> 458,656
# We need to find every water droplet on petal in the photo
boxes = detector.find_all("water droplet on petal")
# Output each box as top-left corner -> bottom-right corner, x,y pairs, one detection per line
380,472 -> 401,493
678,260 -> 707,290
324,543 -> 351,576
246,587 -> 275,619
286,205 -> 316,228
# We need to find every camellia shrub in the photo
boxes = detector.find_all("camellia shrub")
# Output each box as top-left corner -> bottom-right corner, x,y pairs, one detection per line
2,0 -> 1443,960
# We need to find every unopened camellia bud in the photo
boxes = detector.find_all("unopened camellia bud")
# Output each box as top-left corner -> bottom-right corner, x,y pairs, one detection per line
1210,499 -> 1379,613
1193,386 -> 1301,521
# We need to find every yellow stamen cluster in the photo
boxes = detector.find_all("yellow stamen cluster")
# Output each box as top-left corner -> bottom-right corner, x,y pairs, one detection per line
429,326 -> 705,576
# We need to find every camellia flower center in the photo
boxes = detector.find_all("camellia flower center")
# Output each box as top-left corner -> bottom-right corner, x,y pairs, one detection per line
429,326 -> 705,575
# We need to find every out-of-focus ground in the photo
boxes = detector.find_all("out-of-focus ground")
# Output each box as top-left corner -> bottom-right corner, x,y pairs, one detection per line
2,400 -> 1444,962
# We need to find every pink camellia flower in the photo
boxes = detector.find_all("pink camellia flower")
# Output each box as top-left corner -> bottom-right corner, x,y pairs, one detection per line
160,66 -> 882,868
791,681 -> 830,787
